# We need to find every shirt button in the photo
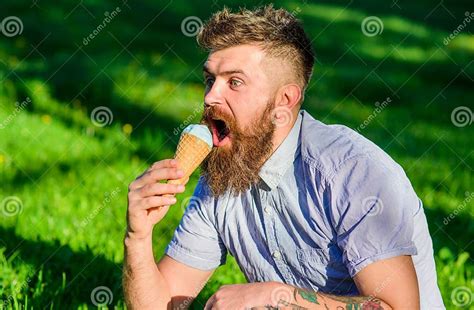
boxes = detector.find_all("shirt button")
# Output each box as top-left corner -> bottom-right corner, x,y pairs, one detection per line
264,207 -> 271,214
272,250 -> 281,259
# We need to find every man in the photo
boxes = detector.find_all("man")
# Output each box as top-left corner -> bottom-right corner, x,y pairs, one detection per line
123,5 -> 445,309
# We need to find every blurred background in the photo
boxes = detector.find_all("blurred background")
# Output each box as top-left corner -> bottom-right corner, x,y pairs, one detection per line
0,0 -> 472,309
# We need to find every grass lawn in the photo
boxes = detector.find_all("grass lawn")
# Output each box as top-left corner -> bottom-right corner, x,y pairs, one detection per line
0,0 -> 472,309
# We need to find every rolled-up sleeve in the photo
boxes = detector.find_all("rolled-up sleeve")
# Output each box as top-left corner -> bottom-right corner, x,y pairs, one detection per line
165,177 -> 227,270
327,154 -> 418,277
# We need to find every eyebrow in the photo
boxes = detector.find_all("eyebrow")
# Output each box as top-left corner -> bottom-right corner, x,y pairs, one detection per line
203,65 -> 248,78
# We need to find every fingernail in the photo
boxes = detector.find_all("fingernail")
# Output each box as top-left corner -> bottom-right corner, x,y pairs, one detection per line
177,185 -> 185,191
177,170 -> 184,176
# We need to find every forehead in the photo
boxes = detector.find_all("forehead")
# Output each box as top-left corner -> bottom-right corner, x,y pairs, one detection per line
204,44 -> 266,74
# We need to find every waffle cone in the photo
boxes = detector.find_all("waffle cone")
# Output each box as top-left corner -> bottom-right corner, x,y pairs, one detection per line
168,133 -> 212,185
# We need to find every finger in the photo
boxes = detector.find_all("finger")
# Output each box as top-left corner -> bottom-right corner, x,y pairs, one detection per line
204,294 -> 216,310
150,159 -> 178,171
131,168 -> 184,189
138,183 -> 185,198
129,159 -> 179,191
136,195 -> 178,210
135,159 -> 177,183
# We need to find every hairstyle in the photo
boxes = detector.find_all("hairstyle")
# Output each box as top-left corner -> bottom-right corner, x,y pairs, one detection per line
197,5 -> 315,98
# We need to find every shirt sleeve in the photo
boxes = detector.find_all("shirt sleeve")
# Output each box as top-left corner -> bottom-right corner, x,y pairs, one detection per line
165,177 -> 227,270
326,153 -> 418,277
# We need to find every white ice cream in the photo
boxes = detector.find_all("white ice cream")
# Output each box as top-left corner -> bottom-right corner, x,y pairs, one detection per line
181,124 -> 213,148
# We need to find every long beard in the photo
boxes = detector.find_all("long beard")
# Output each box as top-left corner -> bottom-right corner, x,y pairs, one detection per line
201,101 -> 276,197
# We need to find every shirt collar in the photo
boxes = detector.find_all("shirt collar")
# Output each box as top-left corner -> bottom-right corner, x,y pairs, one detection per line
258,110 -> 303,190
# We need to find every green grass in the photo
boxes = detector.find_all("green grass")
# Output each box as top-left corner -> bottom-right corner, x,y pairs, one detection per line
0,0 -> 473,309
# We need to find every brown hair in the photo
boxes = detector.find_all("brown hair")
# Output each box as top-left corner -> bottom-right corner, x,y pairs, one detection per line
197,4 -> 315,98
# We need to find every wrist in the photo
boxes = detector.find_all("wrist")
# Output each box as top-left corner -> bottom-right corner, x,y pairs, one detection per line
267,282 -> 296,307
124,229 -> 152,245
124,232 -> 154,261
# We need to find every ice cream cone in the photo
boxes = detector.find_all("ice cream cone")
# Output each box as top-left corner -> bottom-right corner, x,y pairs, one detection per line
168,128 -> 212,185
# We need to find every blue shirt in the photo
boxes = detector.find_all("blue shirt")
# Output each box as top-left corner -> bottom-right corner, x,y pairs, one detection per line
165,110 -> 445,309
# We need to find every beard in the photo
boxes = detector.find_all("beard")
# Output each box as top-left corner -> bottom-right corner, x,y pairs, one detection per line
200,100 -> 276,197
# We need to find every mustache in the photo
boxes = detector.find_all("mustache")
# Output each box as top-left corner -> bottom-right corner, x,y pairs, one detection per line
201,107 -> 236,132
200,101 -> 277,197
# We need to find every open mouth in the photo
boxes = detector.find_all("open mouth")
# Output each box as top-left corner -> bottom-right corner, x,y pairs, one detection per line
215,119 -> 230,140
210,118 -> 231,147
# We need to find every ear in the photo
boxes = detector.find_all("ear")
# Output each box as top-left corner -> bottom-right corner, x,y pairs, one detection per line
274,83 -> 302,110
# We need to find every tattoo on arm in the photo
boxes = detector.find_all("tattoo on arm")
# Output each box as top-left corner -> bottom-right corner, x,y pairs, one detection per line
294,288 -> 319,304
322,294 -> 384,310
257,287 -> 383,310
277,299 -> 308,309
291,287 -> 383,310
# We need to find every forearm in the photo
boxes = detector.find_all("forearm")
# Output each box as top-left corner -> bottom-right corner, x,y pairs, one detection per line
265,283 -> 391,310
123,234 -> 171,309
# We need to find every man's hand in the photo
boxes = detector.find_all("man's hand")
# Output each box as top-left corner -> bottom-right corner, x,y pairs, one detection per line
123,159 -> 194,309
126,159 -> 187,241
202,255 -> 419,310
203,281 -> 389,310
204,282 -> 280,310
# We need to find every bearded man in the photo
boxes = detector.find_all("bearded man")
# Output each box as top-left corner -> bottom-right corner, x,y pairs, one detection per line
123,5 -> 444,310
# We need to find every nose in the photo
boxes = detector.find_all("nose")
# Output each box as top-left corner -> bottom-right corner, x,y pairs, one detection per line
204,79 -> 224,108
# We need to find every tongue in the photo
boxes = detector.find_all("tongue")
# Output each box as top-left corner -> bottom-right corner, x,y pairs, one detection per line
211,125 -> 221,146
211,124 -> 230,147
218,126 -> 229,140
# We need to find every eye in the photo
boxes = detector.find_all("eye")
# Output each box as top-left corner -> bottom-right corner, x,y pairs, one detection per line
204,77 -> 215,88
229,78 -> 243,88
